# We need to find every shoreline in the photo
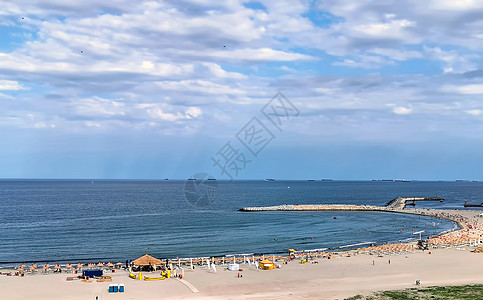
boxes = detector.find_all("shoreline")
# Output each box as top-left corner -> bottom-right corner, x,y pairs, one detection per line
0,207 -> 477,270
1,207 -> 482,299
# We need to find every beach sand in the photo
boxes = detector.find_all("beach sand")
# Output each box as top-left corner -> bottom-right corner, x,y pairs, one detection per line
1,209 -> 482,300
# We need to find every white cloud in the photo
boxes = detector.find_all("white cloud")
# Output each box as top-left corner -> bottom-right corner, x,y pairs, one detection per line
466,109 -> 482,116
442,84 -> 483,95
368,48 -> 423,61
0,80 -> 25,91
393,106 -> 412,115
136,104 -> 202,122
186,48 -> 316,62
456,84 -> 483,95
333,55 -> 392,69
186,107 -> 202,119
430,0 -> 483,10
156,80 -> 244,95
353,19 -> 415,38
74,97 -> 125,117
202,63 -> 246,79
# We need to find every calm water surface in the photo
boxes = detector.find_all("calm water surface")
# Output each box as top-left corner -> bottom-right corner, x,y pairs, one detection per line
1,180 -> 481,267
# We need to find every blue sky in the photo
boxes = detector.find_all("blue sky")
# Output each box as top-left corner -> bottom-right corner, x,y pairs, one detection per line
1,0 -> 483,180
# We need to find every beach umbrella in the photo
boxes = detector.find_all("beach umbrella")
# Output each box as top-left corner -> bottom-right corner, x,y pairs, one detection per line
107,262 -> 114,268
54,264 -> 61,272
65,263 -> 73,269
16,266 -> 24,272
88,263 -> 95,268
97,262 -> 104,268
32,263 -> 38,269
20,263 -> 27,268
76,263 -> 84,269
43,263 -> 50,270
116,262 -> 123,268
29,265 -> 36,271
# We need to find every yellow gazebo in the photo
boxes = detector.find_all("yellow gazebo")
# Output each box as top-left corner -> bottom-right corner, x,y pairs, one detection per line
259,260 -> 274,270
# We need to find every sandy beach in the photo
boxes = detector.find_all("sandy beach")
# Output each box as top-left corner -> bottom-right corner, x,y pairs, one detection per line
1,208 -> 482,300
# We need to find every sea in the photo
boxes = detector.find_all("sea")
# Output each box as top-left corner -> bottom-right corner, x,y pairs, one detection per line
1,179 -> 482,267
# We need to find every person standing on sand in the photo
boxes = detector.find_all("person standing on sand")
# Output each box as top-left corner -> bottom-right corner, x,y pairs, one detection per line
372,260 -> 374,265
388,259 -> 390,264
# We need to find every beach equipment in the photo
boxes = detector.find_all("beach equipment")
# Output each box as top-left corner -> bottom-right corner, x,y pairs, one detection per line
42,263 -> 50,274
29,265 -> 37,274
119,284 -> 125,292
228,263 -> 239,271
137,272 -> 143,280
82,269 -> 103,278
54,263 -> 61,272
109,284 -> 119,292
144,276 -> 165,281
259,260 -> 274,270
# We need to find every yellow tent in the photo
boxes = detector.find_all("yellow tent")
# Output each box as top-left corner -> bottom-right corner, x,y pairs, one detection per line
259,260 -> 274,270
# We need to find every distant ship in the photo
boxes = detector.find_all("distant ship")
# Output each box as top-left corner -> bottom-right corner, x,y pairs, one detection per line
394,179 -> 410,182
321,179 -> 333,181
264,178 -> 275,182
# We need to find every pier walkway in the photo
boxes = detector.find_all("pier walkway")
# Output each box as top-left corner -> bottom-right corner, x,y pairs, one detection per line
386,197 -> 444,209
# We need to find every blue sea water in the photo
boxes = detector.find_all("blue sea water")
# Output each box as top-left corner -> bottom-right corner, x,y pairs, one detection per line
0,180 -> 481,267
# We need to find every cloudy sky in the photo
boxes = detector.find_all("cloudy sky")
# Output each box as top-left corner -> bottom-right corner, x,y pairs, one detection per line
1,0 -> 483,180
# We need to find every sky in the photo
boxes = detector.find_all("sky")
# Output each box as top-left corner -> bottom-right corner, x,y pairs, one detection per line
1,0 -> 483,180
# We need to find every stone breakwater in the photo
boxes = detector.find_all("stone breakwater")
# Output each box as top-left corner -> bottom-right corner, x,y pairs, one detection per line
239,197 -> 445,212
239,204 -> 391,212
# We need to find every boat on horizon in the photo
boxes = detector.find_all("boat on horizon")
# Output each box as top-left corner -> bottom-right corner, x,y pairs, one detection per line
264,178 -> 275,182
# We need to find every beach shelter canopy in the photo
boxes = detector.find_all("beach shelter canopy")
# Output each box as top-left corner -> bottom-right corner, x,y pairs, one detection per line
259,260 -> 274,270
132,254 -> 162,266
